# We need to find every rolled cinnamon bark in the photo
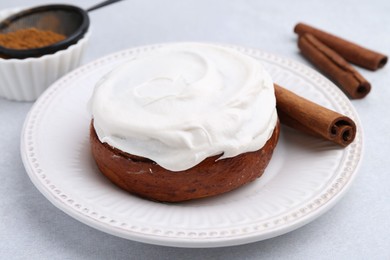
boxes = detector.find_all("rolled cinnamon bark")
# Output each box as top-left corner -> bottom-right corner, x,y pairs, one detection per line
298,33 -> 371,99
294,23 -> 387,71
274,84 -> 356,147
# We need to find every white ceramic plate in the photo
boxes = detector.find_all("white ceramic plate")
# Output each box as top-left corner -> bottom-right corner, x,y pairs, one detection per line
21,44 -> 363,248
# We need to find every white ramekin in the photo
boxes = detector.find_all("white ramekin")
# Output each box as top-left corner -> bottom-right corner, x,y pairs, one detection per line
0,8 -> 90,101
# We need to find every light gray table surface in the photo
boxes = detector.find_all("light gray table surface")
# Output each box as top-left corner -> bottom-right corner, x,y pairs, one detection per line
1,0 -> 389,259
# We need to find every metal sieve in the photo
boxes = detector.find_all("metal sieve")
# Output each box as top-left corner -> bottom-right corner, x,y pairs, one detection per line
0,0 -> 123,58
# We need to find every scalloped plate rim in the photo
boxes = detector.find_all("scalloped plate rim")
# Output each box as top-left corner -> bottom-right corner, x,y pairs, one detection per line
20,43 -> 363,248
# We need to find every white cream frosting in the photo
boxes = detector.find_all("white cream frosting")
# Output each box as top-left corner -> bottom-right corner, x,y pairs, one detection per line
90,43 -> 277,171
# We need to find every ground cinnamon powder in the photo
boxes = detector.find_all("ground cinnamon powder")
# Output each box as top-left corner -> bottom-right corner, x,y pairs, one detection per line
0,28 -> 66,50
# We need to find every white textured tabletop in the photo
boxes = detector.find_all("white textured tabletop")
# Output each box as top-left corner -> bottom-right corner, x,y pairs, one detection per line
1,0 -> 389,259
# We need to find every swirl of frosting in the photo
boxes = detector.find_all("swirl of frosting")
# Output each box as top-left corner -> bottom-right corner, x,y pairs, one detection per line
90,43 -> 277,171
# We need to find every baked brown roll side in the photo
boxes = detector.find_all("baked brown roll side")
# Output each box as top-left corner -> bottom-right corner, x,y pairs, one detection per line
90,120 -> 280,202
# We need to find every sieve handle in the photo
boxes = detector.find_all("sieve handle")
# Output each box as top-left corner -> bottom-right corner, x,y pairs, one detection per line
86,0 -> 125,12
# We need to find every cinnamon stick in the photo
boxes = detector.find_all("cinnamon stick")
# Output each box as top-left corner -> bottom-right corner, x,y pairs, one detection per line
294,23 -> 387,71
274,84 -> 356,147
298,33 -> 371,99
